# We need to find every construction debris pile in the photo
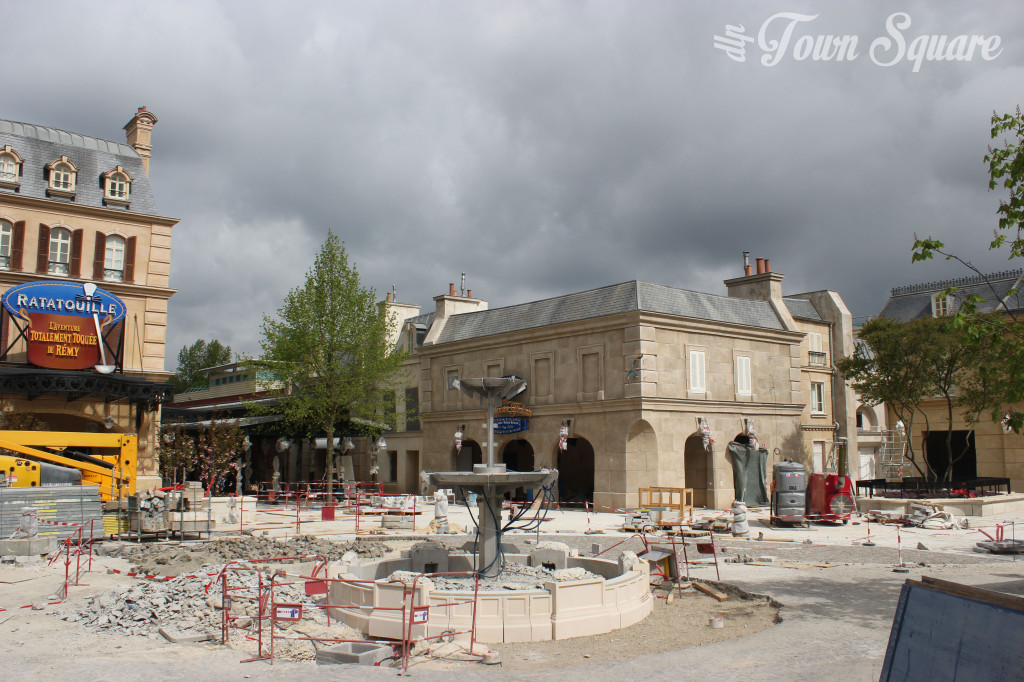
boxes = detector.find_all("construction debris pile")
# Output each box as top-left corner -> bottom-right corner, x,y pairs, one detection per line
52,564 -> 364,660
863,503 -> 970,530
97,535 -> 391,575
392,563 -> 599,592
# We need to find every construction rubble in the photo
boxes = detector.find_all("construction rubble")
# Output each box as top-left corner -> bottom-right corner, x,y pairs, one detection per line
95,535 -> 391,575
862,503 -> 970,530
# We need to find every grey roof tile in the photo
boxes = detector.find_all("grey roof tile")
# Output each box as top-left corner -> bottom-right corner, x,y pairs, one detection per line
0,118 -> 159,216
433,280 -> 783,344
783,297 -> 822,321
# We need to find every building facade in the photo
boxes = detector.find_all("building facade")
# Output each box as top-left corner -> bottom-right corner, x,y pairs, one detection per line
868,269 -> 1024,490
383,259 -> 858,510
0,109 -> 176,490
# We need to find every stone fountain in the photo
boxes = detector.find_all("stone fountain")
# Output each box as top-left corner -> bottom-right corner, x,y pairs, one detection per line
427,376 -> 557,577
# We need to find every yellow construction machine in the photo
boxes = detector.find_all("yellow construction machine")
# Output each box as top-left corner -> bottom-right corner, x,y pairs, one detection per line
0,430 -> 137,502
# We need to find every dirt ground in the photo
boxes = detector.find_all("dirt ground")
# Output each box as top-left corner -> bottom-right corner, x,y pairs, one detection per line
1,535 -> 779,675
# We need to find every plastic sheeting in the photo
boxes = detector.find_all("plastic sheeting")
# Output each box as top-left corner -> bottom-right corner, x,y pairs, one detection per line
727,442 -> 769,506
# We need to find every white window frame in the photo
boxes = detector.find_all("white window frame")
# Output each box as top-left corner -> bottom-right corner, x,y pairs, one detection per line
48,227 -> 72,275
810,381 -> 825,414
51,163 -> 75,191
104,234 -> 126,281
689,349 -> 706,394
0,220 -> 11,269
0,148 -> 21,184
736,355 -> 751,396
102,165 -> 132,204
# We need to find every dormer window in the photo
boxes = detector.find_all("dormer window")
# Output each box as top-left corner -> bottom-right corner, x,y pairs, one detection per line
102,165 -> 132,206
46,156 -> 78,197
0,146 -> 23,189
932,291 -> 954,317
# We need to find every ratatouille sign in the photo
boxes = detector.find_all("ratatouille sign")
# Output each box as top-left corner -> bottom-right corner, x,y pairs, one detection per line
2,281 -> 126,371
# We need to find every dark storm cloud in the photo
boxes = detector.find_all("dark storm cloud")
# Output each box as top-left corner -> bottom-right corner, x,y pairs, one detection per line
1,0 -> 1021,364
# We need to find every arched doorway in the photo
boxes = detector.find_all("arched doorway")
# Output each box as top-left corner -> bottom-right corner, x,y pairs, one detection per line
453,440 -> 482,471
684,433 -> 712,508
502,439 -> 535,472
502,439 -> 535,500
557,437 -> 594,503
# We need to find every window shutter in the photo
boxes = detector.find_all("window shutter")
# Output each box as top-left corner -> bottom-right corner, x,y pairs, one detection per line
124,236 -> 136,283
11,221 -> 24,271
93,232 -> 106,280
70,229 -> 83,278
36,224 -> 50,273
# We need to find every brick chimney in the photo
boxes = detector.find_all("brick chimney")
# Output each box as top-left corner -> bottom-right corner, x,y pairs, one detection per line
124,107 -> 158,176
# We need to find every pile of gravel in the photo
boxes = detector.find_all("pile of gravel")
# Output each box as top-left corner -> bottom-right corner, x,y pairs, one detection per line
97,535 -> 391,575
391,562 -> 599,592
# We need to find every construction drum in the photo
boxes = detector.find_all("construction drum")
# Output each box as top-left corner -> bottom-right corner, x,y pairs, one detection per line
772,460 -> 808,524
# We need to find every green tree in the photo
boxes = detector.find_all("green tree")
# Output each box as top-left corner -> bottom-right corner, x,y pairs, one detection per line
838,317 -> 933,479
173,339 -> 233,393
250,231 -> 406,500
913,106 -> 1024,432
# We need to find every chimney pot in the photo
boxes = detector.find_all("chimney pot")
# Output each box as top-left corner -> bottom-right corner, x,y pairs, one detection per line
745,265 -> 753,276
449,283 -> 456,296
764,259 -> 771,273
467,289 -> 472,298
386,292 -> 391,302
755,257 -> 765,275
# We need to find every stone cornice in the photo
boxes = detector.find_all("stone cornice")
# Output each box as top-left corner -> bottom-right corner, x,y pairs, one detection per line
0,192 -> 179,227
0,271 -> 176,299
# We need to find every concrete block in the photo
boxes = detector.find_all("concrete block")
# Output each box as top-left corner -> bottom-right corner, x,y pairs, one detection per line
0,537 -> 57,556
316,642 -> 394,665
530,542 -> 570,570
410,541 -> 449,574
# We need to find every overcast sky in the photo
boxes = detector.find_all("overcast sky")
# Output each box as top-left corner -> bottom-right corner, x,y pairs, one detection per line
3,1 -> 1022,369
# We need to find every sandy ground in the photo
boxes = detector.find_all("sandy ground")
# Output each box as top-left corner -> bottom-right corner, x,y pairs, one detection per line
1,503 -> 1022,680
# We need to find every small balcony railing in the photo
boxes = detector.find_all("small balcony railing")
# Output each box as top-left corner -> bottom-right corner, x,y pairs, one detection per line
809,351 -> 828,366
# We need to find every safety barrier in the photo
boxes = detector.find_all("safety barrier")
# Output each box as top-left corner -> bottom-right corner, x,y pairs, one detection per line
42,517 -> 94,598
203,555 -> 485,670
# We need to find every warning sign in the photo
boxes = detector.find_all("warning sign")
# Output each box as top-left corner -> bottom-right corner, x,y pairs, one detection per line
274,604 -> 302,621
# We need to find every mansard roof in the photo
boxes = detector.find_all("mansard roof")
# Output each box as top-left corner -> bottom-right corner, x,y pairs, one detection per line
878,269 -> 1024,321
0,118 -> 159,215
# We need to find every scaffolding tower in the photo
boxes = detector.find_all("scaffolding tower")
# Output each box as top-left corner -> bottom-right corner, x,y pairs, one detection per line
877,426 -> 909,481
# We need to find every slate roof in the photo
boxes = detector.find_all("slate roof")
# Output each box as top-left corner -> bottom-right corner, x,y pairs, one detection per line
0,118 -> 159,216
433,280 -> 783,345
878,269 -> 1024,321
783,297 -> 822,321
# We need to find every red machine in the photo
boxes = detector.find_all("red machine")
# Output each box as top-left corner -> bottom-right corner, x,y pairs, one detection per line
807,472 -> 855,523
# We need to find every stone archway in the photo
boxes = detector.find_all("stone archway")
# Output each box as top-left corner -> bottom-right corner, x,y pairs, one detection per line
501,439 -> 535,500
453,440 -> 482,471
684,433 -> 712,508
557,437 -> 594,503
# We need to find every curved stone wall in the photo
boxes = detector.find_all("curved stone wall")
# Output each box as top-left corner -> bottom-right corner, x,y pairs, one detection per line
327,555 -> 652,643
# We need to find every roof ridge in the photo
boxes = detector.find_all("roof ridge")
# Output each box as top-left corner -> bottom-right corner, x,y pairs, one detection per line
0,118 -> 138,157
890,269 -> 1023,297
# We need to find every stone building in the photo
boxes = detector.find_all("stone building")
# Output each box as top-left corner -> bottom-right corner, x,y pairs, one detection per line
0,108 -> 176,490
382,258 -> 858,510
868,269 -> 1024,490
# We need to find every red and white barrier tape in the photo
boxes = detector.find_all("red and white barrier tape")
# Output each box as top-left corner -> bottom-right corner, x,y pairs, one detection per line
0,600 -> 64,613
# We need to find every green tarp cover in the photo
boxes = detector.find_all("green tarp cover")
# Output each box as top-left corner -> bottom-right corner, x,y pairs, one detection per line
727,442 -> 769,506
